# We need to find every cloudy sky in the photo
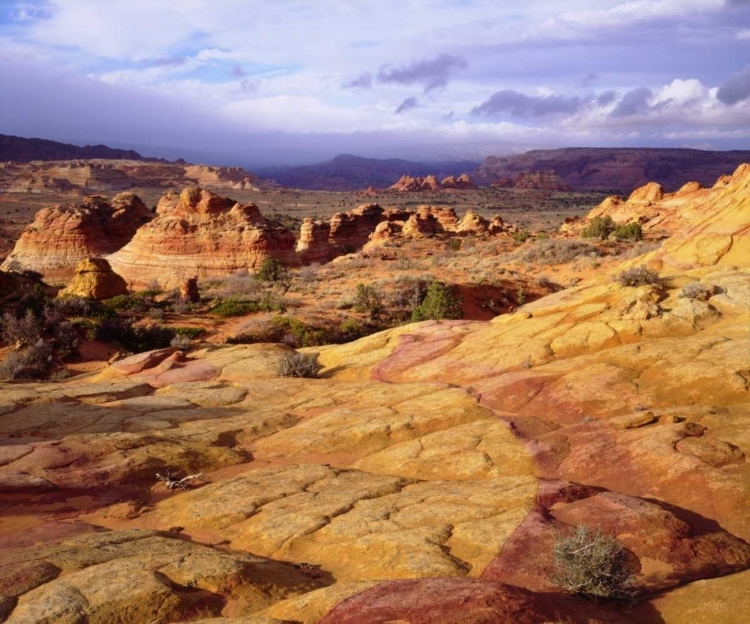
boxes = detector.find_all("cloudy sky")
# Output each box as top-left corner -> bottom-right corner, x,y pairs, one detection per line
1,0 -> 749,165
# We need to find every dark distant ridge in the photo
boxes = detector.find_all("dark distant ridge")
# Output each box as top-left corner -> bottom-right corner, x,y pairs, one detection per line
255,154 -> 480,191
473,147 -> 750,193
0,134 -> 182,164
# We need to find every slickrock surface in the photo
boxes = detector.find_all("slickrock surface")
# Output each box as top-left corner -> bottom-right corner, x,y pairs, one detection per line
564,163 -> 750,241
0,192 -> 152,280
1,165 -> 749,622
60,257 -> 128,300
108,187 -> 299,289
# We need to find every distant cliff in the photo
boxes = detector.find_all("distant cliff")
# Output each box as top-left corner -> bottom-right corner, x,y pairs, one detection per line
0,134 -> 178,163
473,147 -> 750,193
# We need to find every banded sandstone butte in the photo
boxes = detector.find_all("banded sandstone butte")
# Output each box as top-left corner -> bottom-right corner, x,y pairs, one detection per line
108,187 -> 299,289
0,192 -> 151,281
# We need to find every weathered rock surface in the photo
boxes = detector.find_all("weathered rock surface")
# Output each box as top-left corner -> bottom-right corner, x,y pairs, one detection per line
564,163 -> 750,242
108,187 -> 299,289
60,257 -> 128,299
0,193 -> 152,280
512,170 -> 570,191
1,166 -> 749,622
390,174 -> 474,192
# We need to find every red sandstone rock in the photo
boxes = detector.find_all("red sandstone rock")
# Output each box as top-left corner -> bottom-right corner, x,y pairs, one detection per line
179,277 -> 200,303
0,192 -> 152,281
513,170 -> 571,191
108,187 -> 299,289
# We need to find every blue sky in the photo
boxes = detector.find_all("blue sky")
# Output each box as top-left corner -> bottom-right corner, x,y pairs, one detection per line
1,0 -> 749,165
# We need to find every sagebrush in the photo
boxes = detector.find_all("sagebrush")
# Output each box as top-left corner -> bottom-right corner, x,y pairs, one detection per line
552,525 -> 638,604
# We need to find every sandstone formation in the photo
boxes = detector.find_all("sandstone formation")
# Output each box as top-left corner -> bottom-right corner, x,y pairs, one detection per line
390,174 -> 474,192
512,170 -> 570,191
440,173 -> 473,189
179,277 -> 201,303
60,257 -> 128,300
0,193 -> 152,281
564,163 -> 750,240
108,187 -> 299,289
1,165 -> 749,622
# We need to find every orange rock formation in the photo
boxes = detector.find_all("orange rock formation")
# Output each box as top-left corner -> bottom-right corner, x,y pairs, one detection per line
108,187 -> 299,289
0,192 -> 152,280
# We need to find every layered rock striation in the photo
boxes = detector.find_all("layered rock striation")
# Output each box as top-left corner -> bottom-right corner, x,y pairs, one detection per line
0,192 -> 152,281
60,257 -> 128,300
564,163 -> 750,240
108,187 -> 299,289
390,174 -> 474,192
1,165 -> 750,622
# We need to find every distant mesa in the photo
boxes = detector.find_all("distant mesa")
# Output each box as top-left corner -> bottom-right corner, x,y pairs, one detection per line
255,153 -> 479,191
0,192 -> 152,281
0,159 -> 267,196
491,170 -> 570,191
475,147 -> 750,192
0,133 -> 171,163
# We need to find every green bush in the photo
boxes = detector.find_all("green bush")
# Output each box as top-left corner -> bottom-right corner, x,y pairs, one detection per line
411,281 -> 463,322
1,310 -> 41,348
613,222 -> 643,241
354,284 -> 384,319
172,327 -> 206,339
94,318 -> 175,353
552,525 -> 637,604
513,230 -> 531,243
256,258 -> 290,284
582,215 -> 616,240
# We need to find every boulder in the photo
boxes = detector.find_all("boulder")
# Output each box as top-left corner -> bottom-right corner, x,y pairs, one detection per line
60,257 -> 128,300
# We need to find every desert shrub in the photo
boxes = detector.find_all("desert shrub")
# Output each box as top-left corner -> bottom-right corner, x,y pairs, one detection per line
613,222 -> 642,242
336,318 -> 368,342
147,307 -> 165,321
53,321 -> 80,359
94,318 -> 175,352
513,239 -> 599,265
0,341 -> 53,380
276,350 -> 322,378
216,271 -> 259,298
448,238 -> 463,252
1,310 -> 41,347
582,215 -> 616,240
411,281 -> 463,322
390,276 -> 431,312
172,327 -> 206,339
679,282 -> 716,301
616,266 -> 660,287
104,293 -> 153,314
354,284 -> 384,319
256,258 -> 290,284
170,334 -> 193,350
49,296 -> 91,318
170,299 -> 195,314
297,263 -> 320,284
513,230 -> 531,243
552,525 -> 637,604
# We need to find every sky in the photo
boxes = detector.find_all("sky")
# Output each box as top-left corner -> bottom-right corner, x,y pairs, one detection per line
1,0 -> 750,166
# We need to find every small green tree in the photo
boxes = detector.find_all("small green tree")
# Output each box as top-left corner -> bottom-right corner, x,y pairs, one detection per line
613,222 -> 642,241
411,281 -> 463,322
256,258 -> 290,286
582,215 -> 616,240
354,284 -> 384,319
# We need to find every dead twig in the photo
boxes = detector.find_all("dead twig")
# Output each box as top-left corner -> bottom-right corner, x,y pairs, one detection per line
155,469 -> 207,490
